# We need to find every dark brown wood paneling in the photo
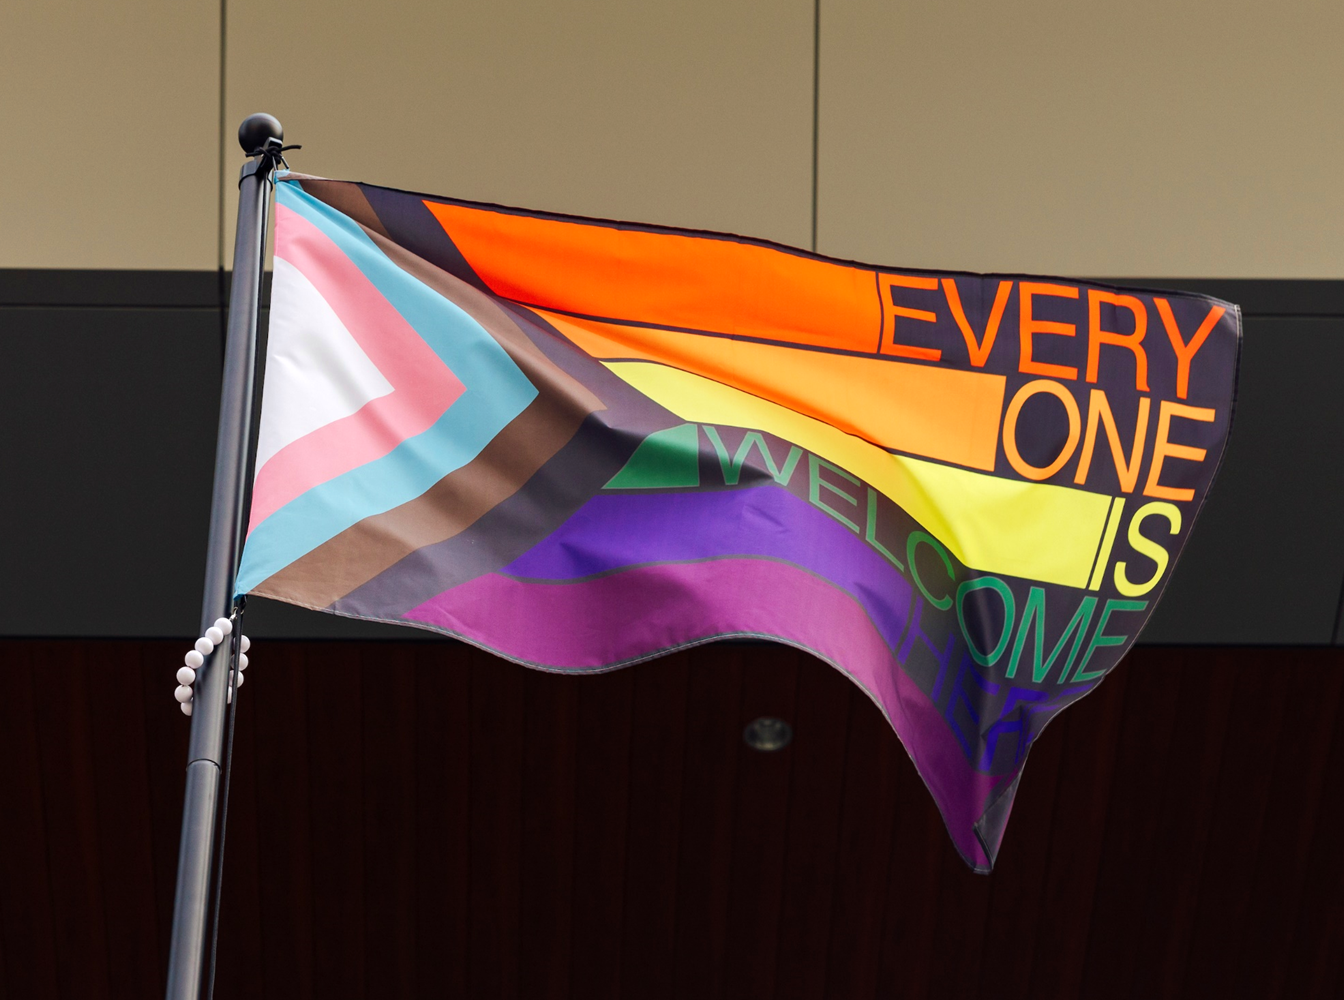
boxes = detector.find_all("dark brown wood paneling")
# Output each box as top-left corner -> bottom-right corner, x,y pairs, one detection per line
1236,661 -> 1344,998
670,646 -> 743,1000
248,639 -> 314,1000
411,643 -> 471,999
618,653 -> 690,1000
468,648 -> 524,998
720,651 -> 796,1000
212,655 -> 265,1000
568,663 -> 633,1000
774,654 -> 852,1000
1283,684 -> 1344,999
975,687 -> 1067,1000
518,667 -> 579,999
308,643 -> 367,997
361,648 -> 417,998
84,644 -> 164,996
0,640 -> 1342,999
29,643 -> 112,1000
0,646 -> 61,1000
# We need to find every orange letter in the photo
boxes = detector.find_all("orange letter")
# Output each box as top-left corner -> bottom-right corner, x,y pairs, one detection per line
879,274 -> 940,361
1073,389 -> 1151,493
942,278 -> 1012,367
1003,379 -> 1082,481
1087,290 -> 1149,391
1144,399 -> 1215,501
1019,283 -> 1079,379
1155,298 -> 1226,400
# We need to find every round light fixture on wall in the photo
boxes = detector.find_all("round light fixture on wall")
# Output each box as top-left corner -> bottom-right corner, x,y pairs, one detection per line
743,717 -> 793,752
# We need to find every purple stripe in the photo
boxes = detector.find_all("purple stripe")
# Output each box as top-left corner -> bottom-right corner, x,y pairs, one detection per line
403,558 -> 996,870
502,487 -> 913,650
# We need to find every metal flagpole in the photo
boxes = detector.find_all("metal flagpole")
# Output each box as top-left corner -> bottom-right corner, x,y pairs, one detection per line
164,113 -> 288,1000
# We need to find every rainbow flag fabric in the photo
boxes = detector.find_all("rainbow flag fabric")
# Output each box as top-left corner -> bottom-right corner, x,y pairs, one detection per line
237,174 -> 1239,870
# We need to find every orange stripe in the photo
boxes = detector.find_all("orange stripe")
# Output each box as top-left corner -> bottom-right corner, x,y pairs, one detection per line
423,202 -> 880,354
538,308 -> 1005,472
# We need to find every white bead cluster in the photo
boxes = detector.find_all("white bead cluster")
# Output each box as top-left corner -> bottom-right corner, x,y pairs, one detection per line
176,617 -> 252,716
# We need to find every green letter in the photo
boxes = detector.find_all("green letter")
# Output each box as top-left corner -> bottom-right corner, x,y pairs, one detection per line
1006,588 -> 1097,682
1074,599 -> 1148,681
704,426 -> 803,486
956,576 -> 1016,667
907,531 -> 954,609
865,488 -> 905,570
808,454 -> 862,533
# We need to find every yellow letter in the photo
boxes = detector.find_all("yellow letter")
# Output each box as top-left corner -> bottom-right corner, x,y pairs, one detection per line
1114,501 -> 1181,596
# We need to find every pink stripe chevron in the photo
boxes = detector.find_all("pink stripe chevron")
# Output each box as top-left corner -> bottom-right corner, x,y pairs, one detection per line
248,205 -> 466,534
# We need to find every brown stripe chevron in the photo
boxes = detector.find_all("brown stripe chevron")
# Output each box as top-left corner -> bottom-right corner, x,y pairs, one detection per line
289,176 -> 392,239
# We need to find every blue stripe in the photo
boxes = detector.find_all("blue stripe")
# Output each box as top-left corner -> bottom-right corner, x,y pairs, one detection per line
235,182 -> 537,594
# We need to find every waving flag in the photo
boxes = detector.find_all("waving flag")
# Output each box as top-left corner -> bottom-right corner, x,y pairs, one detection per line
238,174 -> 1239,870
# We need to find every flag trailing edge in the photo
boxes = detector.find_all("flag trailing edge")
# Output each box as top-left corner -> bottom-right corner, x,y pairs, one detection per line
238,173 -> 1240,871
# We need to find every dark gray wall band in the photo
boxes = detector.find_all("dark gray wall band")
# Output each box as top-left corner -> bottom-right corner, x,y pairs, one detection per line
1,271 -> 1339,643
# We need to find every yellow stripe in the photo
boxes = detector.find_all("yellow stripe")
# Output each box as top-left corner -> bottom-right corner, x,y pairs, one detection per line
607,361 -> 1113,588
538,308 -> 1007,471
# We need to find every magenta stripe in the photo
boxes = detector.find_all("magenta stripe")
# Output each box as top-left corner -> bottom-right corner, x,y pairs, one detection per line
248,205 -> 466,534
404,558 -> 995,868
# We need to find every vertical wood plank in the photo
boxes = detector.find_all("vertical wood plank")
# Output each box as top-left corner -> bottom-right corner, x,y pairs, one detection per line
669,645 -> 744,1000
1234,652 -> 1344,997
1077,649 -> 1184,999
0,644 -> 61,999
569,665 -> 635,1000
84,642 -> 170,998
1279,659 -> 1344,999
974,688 -> 1069,1000
30,642 -> 113,1000
251,641 -> 315,1000
1025,667 -> 1130,998
211,644 -> 266,1000
928,824 -> 993,997
361,646 -> 417,996
138,641 -> 190,982
413,642 -> 472,998
518,668 -> 579,999
719,648 -> 798,1000
873,752 -> 951,1000
307,643 -> 367,997
821,686 -> 902,1000
618,657 -> 690,1000
1126,652 -> 1237,998
1180,653 -> 1289,995
468,648 -> 524,999
774,657 -> 852,1000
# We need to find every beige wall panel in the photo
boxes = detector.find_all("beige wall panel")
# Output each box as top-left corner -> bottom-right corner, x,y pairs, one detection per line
224,0 -> 813,264
0,2 -> 219,269
818,0 -> 1344,277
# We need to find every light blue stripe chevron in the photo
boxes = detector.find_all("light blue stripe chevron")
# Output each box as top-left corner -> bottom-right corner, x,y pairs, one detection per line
235,182 -> 537,595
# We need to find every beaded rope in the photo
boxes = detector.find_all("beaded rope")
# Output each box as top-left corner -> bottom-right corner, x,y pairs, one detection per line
175,617 -> 251,716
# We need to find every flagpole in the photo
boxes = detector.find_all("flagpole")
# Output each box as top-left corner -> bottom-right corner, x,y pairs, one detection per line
164,114 -> 285,1000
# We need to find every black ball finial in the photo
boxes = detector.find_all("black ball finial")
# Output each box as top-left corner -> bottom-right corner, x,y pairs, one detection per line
238,114 -> 284,154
